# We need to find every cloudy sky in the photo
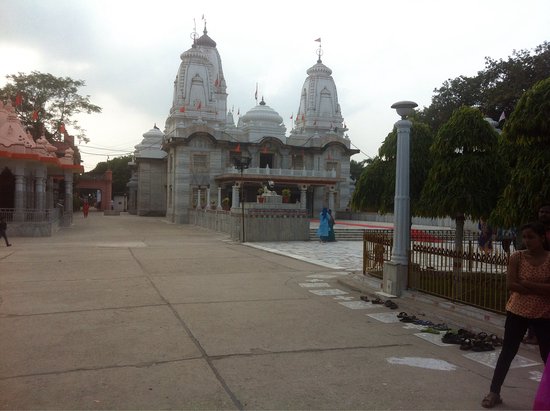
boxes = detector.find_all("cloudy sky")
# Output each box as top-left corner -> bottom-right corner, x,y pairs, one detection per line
1,0 -> 548,171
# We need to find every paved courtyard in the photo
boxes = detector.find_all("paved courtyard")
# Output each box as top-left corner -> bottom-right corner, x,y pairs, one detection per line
0,212 -> 544,410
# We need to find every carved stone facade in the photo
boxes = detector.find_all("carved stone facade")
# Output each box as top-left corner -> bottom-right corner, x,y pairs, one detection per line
132,26 -> 358,223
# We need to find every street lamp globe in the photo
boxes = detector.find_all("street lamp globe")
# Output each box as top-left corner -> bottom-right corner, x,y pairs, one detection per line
391,101 -> 418,119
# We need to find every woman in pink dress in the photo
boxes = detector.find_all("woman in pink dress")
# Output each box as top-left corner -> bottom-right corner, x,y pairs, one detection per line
482,221 -> 550,408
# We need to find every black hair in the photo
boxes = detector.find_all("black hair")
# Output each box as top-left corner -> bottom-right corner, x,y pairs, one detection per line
520,221 -> 547,237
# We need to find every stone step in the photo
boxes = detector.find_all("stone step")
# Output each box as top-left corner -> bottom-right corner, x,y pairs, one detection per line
309,228 -> 364,241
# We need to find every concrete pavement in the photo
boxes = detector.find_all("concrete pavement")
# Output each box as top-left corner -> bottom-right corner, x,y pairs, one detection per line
0,212 -> 544,410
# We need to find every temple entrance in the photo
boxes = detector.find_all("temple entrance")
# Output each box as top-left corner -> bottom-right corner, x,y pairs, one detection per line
259,153 -> 274,168
0,167 -> 15,208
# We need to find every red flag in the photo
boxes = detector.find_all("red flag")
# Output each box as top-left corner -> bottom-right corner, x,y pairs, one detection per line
235,143 -> 241,153
179,106 -> 186,112
15,93 -> 23,106
32,110 -> 39,120
59,123 -> 66,133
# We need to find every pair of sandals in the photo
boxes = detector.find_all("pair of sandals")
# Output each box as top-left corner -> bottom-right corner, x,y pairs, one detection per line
360,295 -> 398,309
397,312 -> 417,323
459,338 -> 495,352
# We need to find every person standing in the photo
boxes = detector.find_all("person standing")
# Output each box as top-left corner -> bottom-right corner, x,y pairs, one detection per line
0,217 -> 11,247
82,201 -> 90,218
523,203 -> 550,345
316,208 -> 330,243
481,221 -> 550,408
478,218 -> 494,254
327,209 -> 336,242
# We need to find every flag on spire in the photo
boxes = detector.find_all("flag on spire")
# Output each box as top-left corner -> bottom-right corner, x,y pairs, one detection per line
314,38 -> 321,42
255,83 -> 258,102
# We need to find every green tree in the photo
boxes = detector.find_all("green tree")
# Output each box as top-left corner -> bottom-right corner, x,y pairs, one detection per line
0,71 -> 101,143
351,157 -> 393,212
418,42 -> 550,132
87,155 -> 133,196
418,106 -> 506,250
491,77 -> 550,227
349,159 -> 367,184
351,120 -> 433,214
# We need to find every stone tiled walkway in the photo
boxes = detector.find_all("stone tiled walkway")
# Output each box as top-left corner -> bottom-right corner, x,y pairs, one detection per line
247,240 -> 363,272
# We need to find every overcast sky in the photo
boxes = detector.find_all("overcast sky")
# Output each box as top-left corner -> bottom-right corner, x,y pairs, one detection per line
1,0 -> 549,171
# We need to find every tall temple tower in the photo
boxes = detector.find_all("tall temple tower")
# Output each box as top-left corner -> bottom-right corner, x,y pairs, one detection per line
131,25 -> 358,223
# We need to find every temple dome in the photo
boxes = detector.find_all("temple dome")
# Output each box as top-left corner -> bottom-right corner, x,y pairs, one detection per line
240,99 -> 283,125
195,28 -> 217,48
135,125 -> 166,159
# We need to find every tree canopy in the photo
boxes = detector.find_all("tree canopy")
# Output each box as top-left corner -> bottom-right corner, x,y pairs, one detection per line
0,71 -> 101,143
418,106 -> 506,220
351,120 -> 433,214
418,42 -> 550,132
491,77 -> 550,226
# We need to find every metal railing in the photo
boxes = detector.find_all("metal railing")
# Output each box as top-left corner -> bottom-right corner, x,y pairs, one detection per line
363,229 -> 510,314
222,166 -> 338,179
0,208 -> 61,223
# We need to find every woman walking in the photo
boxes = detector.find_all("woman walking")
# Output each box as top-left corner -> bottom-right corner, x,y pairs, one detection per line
316,208 -> 330,243
482,221 -> 550,408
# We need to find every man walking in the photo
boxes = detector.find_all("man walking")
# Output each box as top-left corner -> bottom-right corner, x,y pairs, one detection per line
0,217 -> 12,247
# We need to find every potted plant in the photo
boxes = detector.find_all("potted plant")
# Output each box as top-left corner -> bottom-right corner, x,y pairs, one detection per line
281,188 -> 291,203
257,187 -> 266,203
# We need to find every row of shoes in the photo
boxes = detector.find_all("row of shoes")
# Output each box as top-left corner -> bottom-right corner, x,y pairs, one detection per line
442,329 -> 503,352
360,295 -> 398,309
396,312 -> 450,332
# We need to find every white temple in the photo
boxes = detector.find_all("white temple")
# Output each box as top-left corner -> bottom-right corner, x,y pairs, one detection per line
129,24 -> 358,223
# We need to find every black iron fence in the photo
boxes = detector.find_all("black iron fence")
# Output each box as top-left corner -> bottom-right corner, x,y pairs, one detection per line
363,229 -> 510,314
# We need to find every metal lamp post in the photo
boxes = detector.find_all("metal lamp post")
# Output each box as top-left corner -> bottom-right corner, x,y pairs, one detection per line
382,100 -> 417,297
233,156 -> 251,242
